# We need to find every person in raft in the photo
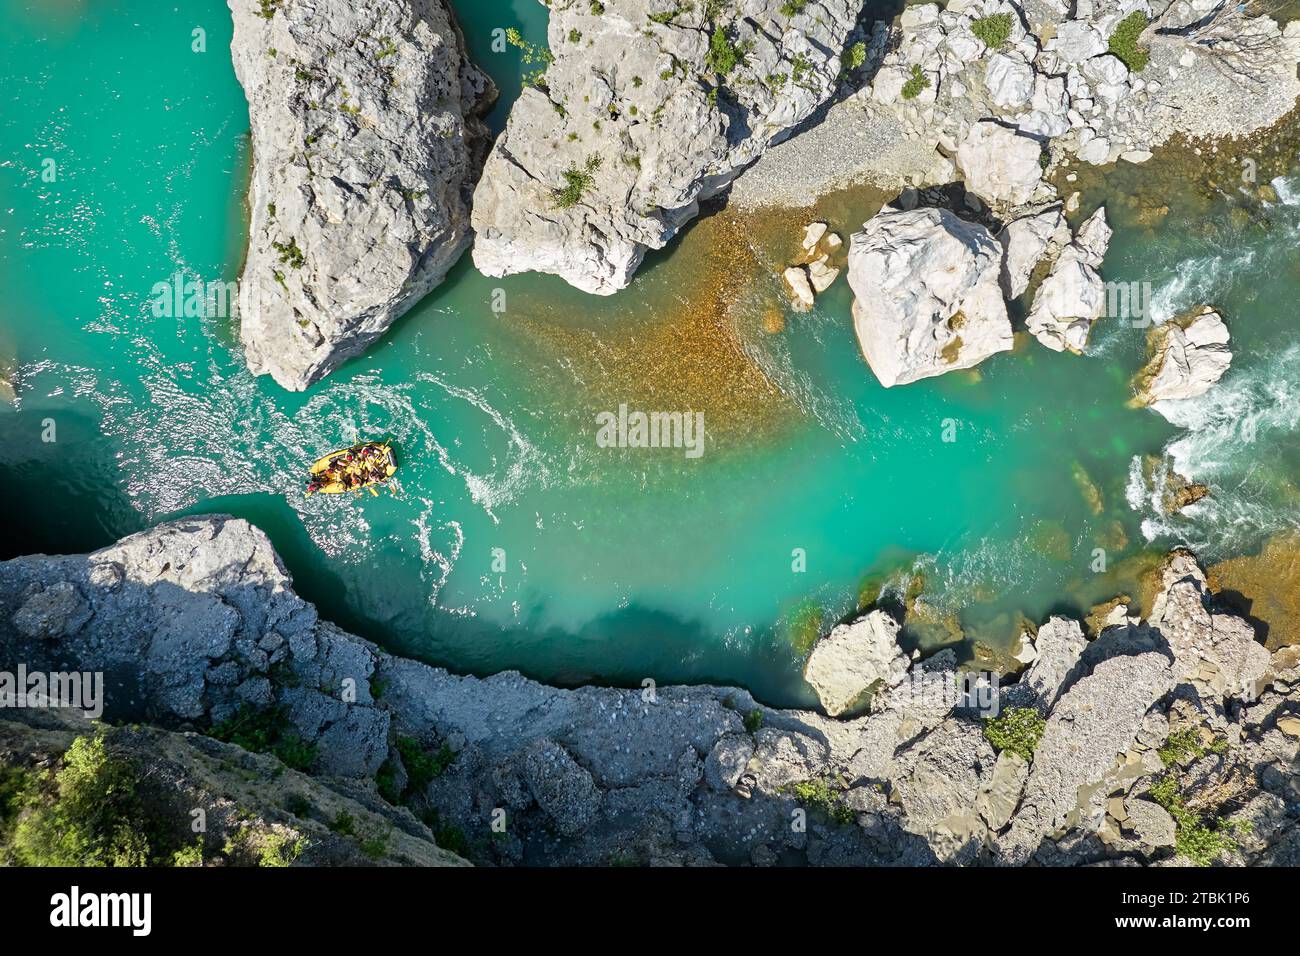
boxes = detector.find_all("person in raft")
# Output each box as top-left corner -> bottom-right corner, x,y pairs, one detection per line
307,445 -> 389,494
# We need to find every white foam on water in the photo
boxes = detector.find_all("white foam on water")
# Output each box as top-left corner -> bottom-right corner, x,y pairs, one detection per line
24,312 -> 553,570
1129,344 -> 1300,556
1125,454 -> 1154,513
412,370 -> 550,520
1148,246 -> 1255,328
412,498 -> 466,611
1271,174 -> 1300,207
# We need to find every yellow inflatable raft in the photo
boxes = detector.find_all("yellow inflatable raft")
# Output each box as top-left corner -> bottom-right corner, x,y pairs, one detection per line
305,440 -> 397,497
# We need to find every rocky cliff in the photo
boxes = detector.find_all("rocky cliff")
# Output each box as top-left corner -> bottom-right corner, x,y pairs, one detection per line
0,708 -> 466,866
2,517 -> 1298,866
471,0 -> 864,294
229,0 -> 494,390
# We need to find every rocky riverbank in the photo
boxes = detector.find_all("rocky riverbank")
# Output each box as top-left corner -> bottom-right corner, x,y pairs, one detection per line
2,516 -> 1298,866
732,0 -> 1300,208
229,0 -> 494,390
470,0 -> 864,294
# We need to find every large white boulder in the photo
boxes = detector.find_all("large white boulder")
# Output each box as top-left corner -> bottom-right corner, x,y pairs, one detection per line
955,121 -> 1045,206
1082,53 -> 1131,103
1025,207 -> 1112,352
783,266 -> 816,312
803,609 -> 910,717
1016,74 -> 1071,138
1132,307 -> 1233,412
986,52 -> 1035,109
1048,21 -> 1107,64
847,206 -> 1014,387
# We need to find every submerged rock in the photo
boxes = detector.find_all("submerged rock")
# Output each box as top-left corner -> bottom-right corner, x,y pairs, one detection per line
803,609 -> 909,717
1163,468 -> 1211,515
229,0 -> 493,390
1025,207 -> 1112,353
470,0 -> 861,294
1208,534 -> 1300,652
1131,306 -> 1233,414
847,206 -> 1013,387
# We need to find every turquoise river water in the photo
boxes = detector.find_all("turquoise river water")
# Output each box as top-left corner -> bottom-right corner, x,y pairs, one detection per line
2,1 -> 1298,706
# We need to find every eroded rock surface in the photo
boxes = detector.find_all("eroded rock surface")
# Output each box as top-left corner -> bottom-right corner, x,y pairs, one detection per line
471,0 -> 861,294
229,0 -> 493,389
866,0 -> 1300,177
1026,206 -> 1112,352
3,520 -> 1294,867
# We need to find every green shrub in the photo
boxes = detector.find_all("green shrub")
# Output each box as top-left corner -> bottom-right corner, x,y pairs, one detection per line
552,155 -> 602,208
900,64 -> 930,100
1158,727 -> 1229,766
208,705 -> 317,772
789,778 -> 856,825
648,4 -> 691,25
284,792 -> 312,818
1148,774 -> 1248,866
171,840 -> 204,867
4,731 -> 313,868
971,13 -> 1013,49
358,828 -> 389,860
743,708 -> 764,733
223,821 -> 305,867
0,764 -> 33,837
780,0 -> 808,15
1108,11 -> 1150,72
705,25 -> 745,76
422,808 -> 471,858
259,831 -> 306,867
842,40 -> 867,72
505,28 -> 554,89
7,733 -> 153,866
983,707 -> 1046,762
376,759 -> 402,804
397,736 -> 456,793
271,237 -> 305,270
1158,728 -> 1204,766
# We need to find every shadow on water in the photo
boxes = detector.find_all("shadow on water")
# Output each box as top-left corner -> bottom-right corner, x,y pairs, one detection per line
0,407 -> 145,560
